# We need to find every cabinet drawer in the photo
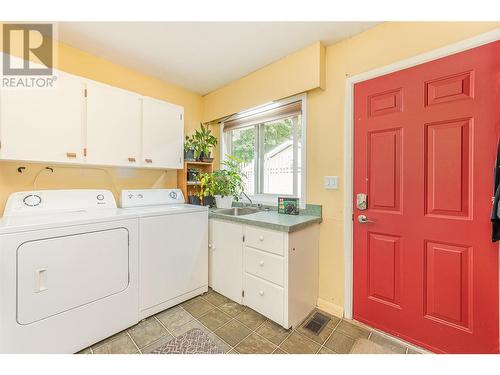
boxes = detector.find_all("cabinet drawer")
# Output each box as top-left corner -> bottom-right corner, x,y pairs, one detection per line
245,226 -> 284,255
244,273 -> 284,325
244,247 -> 284,286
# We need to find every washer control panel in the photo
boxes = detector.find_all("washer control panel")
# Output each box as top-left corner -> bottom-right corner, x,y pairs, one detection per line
120,189 -> 185,208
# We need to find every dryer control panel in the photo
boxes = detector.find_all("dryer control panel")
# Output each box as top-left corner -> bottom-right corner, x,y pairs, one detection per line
3,190 -> 117,217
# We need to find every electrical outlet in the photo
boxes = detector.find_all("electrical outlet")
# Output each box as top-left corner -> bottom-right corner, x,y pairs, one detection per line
324,176 -> 339,190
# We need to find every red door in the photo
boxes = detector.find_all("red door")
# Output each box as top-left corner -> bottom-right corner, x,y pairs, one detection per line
353,41 -> 500,353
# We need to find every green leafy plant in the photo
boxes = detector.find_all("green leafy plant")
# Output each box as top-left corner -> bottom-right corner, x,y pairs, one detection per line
192,123 -> 218,160
184,134 -> 195,152
197,171 -> 215,199
212,155 -> 246,200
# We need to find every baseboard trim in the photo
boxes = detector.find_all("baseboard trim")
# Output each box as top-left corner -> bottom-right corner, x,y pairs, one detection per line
316,298 -> 344,318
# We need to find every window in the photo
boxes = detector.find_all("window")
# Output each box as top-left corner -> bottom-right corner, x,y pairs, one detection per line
222,95 -> 306,206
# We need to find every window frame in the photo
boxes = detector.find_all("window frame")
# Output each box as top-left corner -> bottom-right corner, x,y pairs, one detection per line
220,93 -> 307,208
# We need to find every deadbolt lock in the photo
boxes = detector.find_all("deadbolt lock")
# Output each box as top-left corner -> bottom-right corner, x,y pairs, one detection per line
356,193 -> 367,210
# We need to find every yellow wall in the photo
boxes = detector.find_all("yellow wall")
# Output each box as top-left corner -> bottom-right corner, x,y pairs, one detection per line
203,42 -> 326,121
0,34 -> 203,212
201,22 -> 500,316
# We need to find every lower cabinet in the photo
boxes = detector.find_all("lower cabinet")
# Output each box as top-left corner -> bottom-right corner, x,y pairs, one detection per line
208,219 -> 319,329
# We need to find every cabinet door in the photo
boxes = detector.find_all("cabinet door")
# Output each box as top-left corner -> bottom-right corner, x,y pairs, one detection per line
142,97 -> 184,169
85,82 -> 141,167
209,220 -> 243,304
0,71 -> 84,163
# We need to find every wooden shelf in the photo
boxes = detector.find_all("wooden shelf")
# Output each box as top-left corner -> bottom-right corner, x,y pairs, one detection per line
185,161 -> 213,166
177,159 -> 214,202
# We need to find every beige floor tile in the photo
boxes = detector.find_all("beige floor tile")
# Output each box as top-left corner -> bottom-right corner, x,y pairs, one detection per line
182,298 -> 215,318
280,332 -> 321,354
369,332 -> 407,354
172,319 -> 209,337
214,319 -> 252,347
180,295 -> 206,308
235,308 -> 266,330
91,329 -> 128,349
272,348 -> 287,354
335,320 -> 371,339
318,347 -> 336,354
407,348 -> 424,354
203,290 -> 230,306
140,334 -> 175,354
218,301 -> 246,317
235,333 -> 277,354
324,331 -> 355,354
197,309 -> 232,331
128,318 -> 169,349
156,306 -> 194,332
92,333 -> 138,354
76,347 -> 92,354
227,349 -> 239,354
256,320 -> 291,346
350,338 -> 399,354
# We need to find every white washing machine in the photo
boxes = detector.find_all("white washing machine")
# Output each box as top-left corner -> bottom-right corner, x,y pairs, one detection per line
120,189 -> 208,319
0,190 -> 139,353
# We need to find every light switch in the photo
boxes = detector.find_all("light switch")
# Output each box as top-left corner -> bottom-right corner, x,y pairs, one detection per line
324,176 -> 339,190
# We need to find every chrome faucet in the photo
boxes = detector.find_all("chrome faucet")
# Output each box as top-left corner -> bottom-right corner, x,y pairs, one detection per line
241,191 -> 253,207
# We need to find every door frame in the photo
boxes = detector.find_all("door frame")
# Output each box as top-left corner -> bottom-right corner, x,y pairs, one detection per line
344,28 -> 500,320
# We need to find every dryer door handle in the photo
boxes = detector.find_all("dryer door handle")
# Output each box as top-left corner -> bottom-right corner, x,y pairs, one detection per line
35,268 -> 48,293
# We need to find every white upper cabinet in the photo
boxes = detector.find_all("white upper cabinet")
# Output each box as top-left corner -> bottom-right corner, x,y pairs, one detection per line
0,71 -> 85,163
85,82 -> 142,167
142,97 -> 184,169
0,54 -> 185,169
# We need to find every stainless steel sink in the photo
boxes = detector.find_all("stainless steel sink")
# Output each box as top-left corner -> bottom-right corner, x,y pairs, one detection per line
215,207 -> 259,216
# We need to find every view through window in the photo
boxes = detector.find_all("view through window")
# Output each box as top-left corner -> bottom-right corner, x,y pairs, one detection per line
223,98 -> 304,203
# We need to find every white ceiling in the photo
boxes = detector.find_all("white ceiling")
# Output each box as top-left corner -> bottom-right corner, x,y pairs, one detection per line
57,22 -> 381,95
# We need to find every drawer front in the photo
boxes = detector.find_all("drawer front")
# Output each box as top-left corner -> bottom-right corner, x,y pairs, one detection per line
244,273 -> 284,325
245,226 -> 284,255
244,246 -> 284,286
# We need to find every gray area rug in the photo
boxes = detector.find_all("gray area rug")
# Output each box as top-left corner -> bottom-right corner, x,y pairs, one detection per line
151,328 -> 225,354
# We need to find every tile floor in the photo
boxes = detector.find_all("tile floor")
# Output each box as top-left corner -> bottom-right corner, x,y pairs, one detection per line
78,289 -> 428,354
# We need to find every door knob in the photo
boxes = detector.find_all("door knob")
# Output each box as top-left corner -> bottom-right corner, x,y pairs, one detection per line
259,261 -> 264,267
259,290 -> 264,296
259,236 -> 264,241
358,215 -> 375,224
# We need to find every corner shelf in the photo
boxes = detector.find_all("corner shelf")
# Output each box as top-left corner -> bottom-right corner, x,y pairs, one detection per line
177,160 -> 213,202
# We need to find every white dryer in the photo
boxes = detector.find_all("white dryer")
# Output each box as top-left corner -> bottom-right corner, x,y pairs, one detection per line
120,189 -> 208,319
0,190 -> 139,353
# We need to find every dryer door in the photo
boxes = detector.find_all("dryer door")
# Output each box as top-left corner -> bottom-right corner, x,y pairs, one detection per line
17,228 -> 130,325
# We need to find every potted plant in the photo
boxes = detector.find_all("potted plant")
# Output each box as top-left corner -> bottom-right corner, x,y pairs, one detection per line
212,155 -> 246,208
192,123 -> 218,162
184,134 -> 196,161
197,171 -> 215,207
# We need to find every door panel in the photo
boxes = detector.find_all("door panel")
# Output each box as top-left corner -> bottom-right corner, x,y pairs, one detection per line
17,229 -> 129,325
209,220 -> 243,304
85,82 -> 141,167
353,41 -> 500,353
0,70 -> 84,163
142,98 -> 184,169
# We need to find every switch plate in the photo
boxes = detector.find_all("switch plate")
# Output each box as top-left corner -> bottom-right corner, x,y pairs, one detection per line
324,176 -> 339,190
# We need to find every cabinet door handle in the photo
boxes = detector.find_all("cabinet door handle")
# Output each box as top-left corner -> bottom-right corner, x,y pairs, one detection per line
259,290 -> 264,296
145,158 -> 153,163
259,261 -> 264,267
128,157 -> 136,162
259,236 -> 264,241
66,152 -> 77,158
